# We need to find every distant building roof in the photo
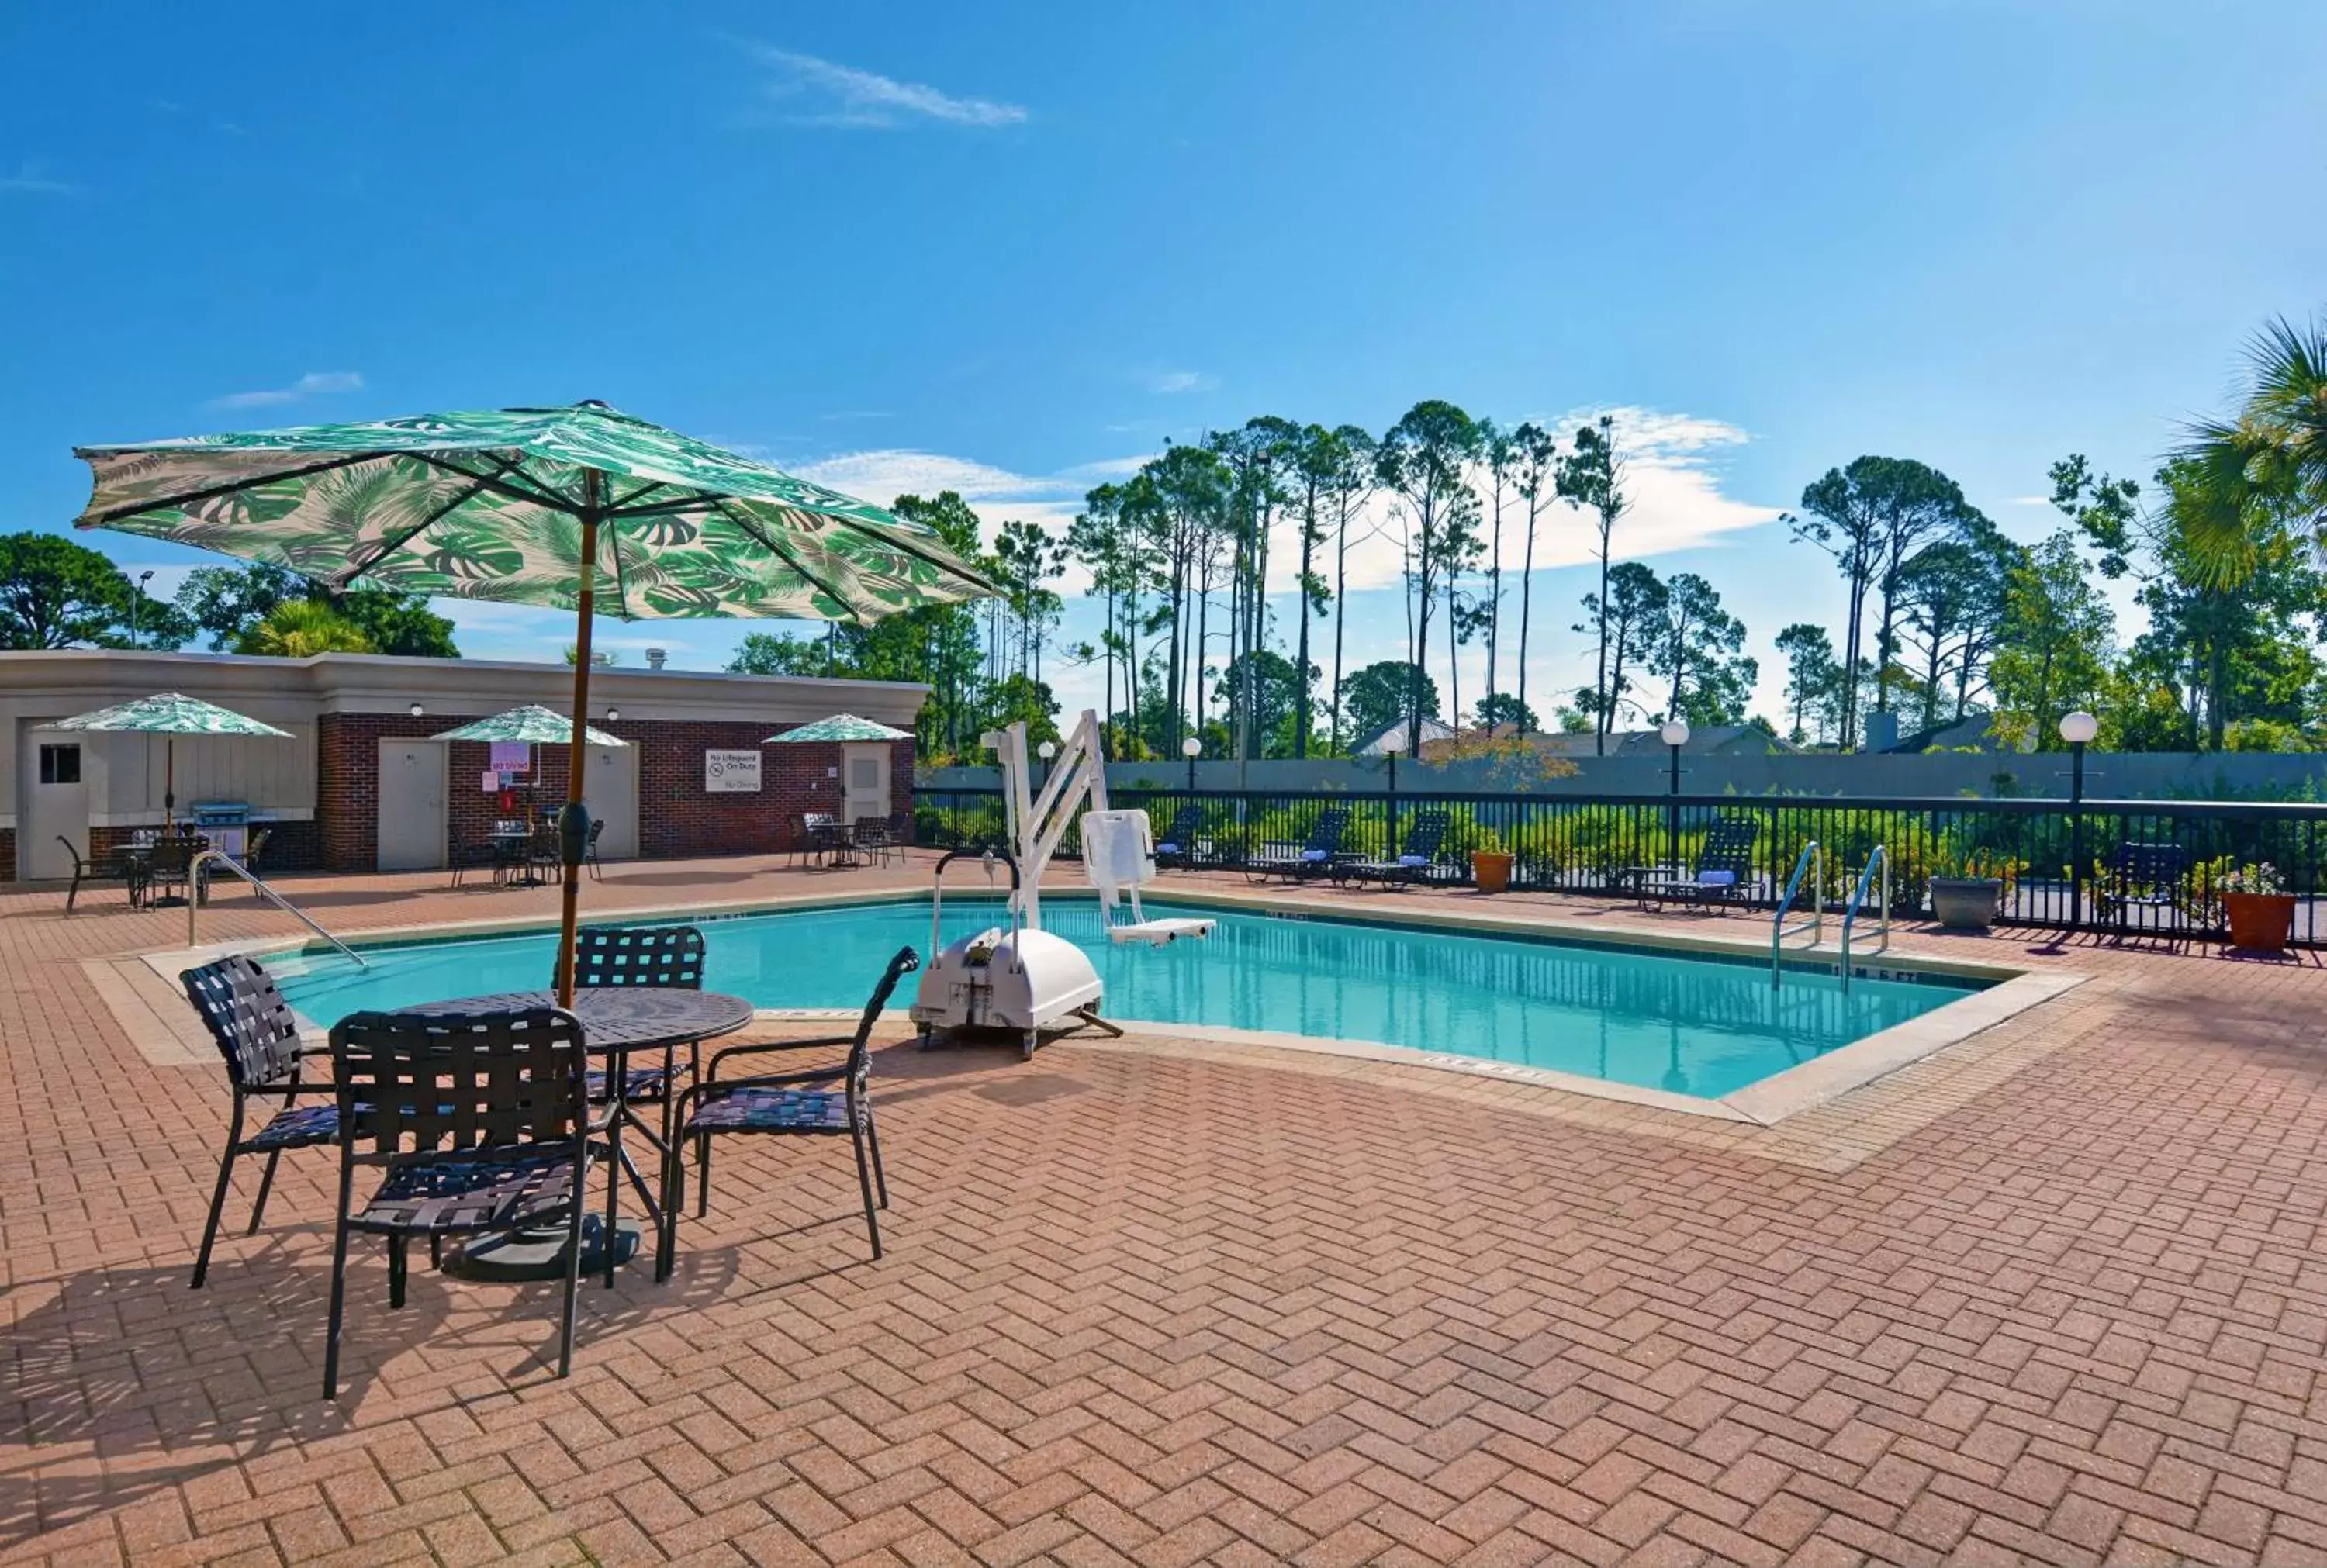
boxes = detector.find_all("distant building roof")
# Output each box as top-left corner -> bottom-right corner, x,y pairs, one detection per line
1527,726 -> 1799,758
1883,713 -> 2014,754
1351,715 -> 1458,756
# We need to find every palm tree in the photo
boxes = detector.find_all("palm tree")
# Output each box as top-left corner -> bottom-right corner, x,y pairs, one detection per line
2180,313 -> 2327,586
234,599 -> 375,657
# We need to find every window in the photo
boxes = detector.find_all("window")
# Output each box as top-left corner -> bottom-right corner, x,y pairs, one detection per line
38,744 -> 81,786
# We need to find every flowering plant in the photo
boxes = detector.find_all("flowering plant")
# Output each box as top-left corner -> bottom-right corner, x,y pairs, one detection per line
2218,860 -> 2288,896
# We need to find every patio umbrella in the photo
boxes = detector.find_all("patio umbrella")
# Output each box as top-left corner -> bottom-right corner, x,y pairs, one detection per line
38,692 -> 292,829
434,704 -> 627,748
71,399 -> 995,1000
762,713 -> 913,744
436,704 -> 628,824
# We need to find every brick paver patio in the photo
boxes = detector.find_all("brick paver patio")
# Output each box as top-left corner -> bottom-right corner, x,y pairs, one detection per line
5,851 -> 2327,1566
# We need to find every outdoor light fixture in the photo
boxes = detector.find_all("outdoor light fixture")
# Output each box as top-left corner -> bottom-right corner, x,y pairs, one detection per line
1659,719 -> 1691,748
1660,720 -> 1689,851
1038,740 -> 1057,759
1181,734 -> 1201,789
2060,710 -> 2098,931
408,702 -> 424,718
2058,710 -> 2099,745
1380,727 -> 1405,793
605,706 -> 620,723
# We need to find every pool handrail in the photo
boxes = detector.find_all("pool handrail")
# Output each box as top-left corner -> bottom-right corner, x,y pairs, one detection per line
187,848 -> 368,969
1838,844 -> 1891,990
1771,841 -> 1824,989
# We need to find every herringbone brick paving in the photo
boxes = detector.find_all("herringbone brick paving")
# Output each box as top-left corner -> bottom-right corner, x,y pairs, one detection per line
4,852 -> 2325,1565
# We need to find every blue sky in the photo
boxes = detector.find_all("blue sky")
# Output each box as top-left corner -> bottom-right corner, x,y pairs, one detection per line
3,2 -> 2321,724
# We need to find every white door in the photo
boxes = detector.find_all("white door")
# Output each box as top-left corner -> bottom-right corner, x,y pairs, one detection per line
19,727 -> 91,880
842,744 -> 890,828
376,738 -> 447,870
583,744 -> 638,860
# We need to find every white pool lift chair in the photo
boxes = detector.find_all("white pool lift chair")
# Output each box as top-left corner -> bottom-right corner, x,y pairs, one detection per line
1081,809 -> 1215,945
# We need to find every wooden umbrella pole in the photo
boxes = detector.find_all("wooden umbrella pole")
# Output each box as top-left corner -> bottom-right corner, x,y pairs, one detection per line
554,472 -> 603,1007
164,737 -> 175,831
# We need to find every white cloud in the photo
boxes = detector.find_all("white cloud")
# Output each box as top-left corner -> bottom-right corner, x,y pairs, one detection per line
2009,495 -> 2052,506
742,43 -> 1027,130
209,371 -> 365,411
1147,371 -> 1218,395
0,161 -> 73,195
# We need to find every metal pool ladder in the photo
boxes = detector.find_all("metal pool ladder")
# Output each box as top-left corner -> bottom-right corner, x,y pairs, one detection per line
187,849 -> 368,969
1838,845 -> 1890,990
1771,841 -> 1824,989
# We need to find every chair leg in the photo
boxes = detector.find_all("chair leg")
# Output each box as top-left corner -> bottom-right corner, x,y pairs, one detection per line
64,870 -> 80,914
191,1120 -> 244,1289
245,1148 -> 284,1235
388,1235 -> 409,1310
850,1127 -> 883,1260
655,1131 -> 683,1283
430,1235 -> 442,1268
323,1173 -> 355,1400
603,1118 -> 621,1292
866,1113 -> 889,1208
696,1131 -> 711,1218
558,1155 -> 586,1378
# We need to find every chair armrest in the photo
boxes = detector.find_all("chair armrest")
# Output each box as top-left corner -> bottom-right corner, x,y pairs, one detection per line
706,1034 -> 856,1078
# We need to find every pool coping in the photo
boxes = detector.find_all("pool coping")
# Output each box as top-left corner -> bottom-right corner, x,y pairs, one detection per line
132,882 -> 2085,1127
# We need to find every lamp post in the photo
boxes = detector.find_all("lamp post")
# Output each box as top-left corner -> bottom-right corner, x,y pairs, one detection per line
1660,718 -> 1690,866
2060,710 -> 2097,931
1181,734 -> 1201,793
1037,737 -> 1057,792
1380,726 -> 1405,794
134,569 -> 154,648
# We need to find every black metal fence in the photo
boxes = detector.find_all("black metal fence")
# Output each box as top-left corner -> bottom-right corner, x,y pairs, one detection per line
915,786 -> 2327,945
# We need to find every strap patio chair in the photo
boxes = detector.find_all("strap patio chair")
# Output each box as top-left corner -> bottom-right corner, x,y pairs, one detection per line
658,946 -> 918,1277
1340,811 -> 1452,890
2100,841 -> 2193,945
181,953 -> 340,1288
57,834 -> 147,913
584,817 -> 606,881
852,815 -> 897,867
323,1006 -> 596,1400
565,923 -> 707,1114
1245,806 -> 1352,884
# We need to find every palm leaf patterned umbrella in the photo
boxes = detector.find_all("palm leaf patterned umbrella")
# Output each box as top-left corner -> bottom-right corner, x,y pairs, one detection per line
71,400 -> 996,999
40,692 -> 292,827
763,713 -> 913,744
433,705 -> 627,748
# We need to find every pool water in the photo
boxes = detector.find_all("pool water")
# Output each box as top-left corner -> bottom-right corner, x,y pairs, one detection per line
268,898 -> 1980,1100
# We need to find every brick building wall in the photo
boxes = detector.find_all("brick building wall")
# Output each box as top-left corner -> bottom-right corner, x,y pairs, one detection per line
316,713 -> 915,872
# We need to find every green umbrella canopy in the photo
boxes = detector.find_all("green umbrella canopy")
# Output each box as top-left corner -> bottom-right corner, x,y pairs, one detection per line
764,713 -> 913,744
434,704 -> 626,748
72,400 -> 995,620
40,692 -> 292,737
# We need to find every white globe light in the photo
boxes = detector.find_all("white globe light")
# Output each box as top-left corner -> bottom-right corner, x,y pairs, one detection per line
1181,736 -> 1202,758
1659,719 -> 1691,748
1380,730 -> 1406,755
2058,710 -> 2099,745
1038,740 -> 1057,759
407,702 -> 424,718
605,706 -> 620,723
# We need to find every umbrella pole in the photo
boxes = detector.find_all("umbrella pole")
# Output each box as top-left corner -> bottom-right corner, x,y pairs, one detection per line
164,736 -> 175,831
555,475 -> 603,1007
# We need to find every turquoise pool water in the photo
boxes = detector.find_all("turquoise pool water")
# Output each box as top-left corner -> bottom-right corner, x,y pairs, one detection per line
268,898 -> 1980,1100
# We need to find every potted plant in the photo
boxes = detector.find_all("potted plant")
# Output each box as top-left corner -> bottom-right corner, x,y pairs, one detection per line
1928,847 -> 2021,932
1471,827 -> 1515,896
2219,860 -> 2296,952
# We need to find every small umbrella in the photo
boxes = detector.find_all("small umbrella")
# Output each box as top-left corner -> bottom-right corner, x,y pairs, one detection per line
71,400 -> 995,1002
434,704 -> 628,748
39,692 -> 292,829
763,713 -> 913,744
437,704 -> 628,823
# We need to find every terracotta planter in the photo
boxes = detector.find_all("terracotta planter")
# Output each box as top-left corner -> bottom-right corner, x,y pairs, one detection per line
1471,850 -> 1514,895
1928,876 -> 2002,931
2223,890 -> 2296,952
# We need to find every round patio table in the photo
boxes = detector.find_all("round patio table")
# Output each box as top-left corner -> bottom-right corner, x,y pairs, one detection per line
389,987 -> 753,1281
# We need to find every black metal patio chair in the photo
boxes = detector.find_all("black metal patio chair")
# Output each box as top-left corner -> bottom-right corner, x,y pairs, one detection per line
1245,807 -> 1352,884
852,814 -> 897,867
57,834 -> 147,913
659,946 -> 918,1277
2100,841 -> 2193,945
181,953 -> 340,1288
565,924 -> 706,1112
1637,818 -> 1762,914
323,1005 -> 596,1400
1339,811 -> 1452,890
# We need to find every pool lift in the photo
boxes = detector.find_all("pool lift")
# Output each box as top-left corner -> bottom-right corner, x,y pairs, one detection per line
911,710 -> 1214,1058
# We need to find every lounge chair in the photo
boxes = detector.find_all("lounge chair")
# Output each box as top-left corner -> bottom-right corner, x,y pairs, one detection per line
1339,811 -> 1450,889
1244,807 -> 1351,884
1151,806 -> 1203,870
1637,818 -> 1761,913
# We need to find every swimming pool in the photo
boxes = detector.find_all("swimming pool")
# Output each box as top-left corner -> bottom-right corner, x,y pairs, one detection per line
266,897 -> 1984,1100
